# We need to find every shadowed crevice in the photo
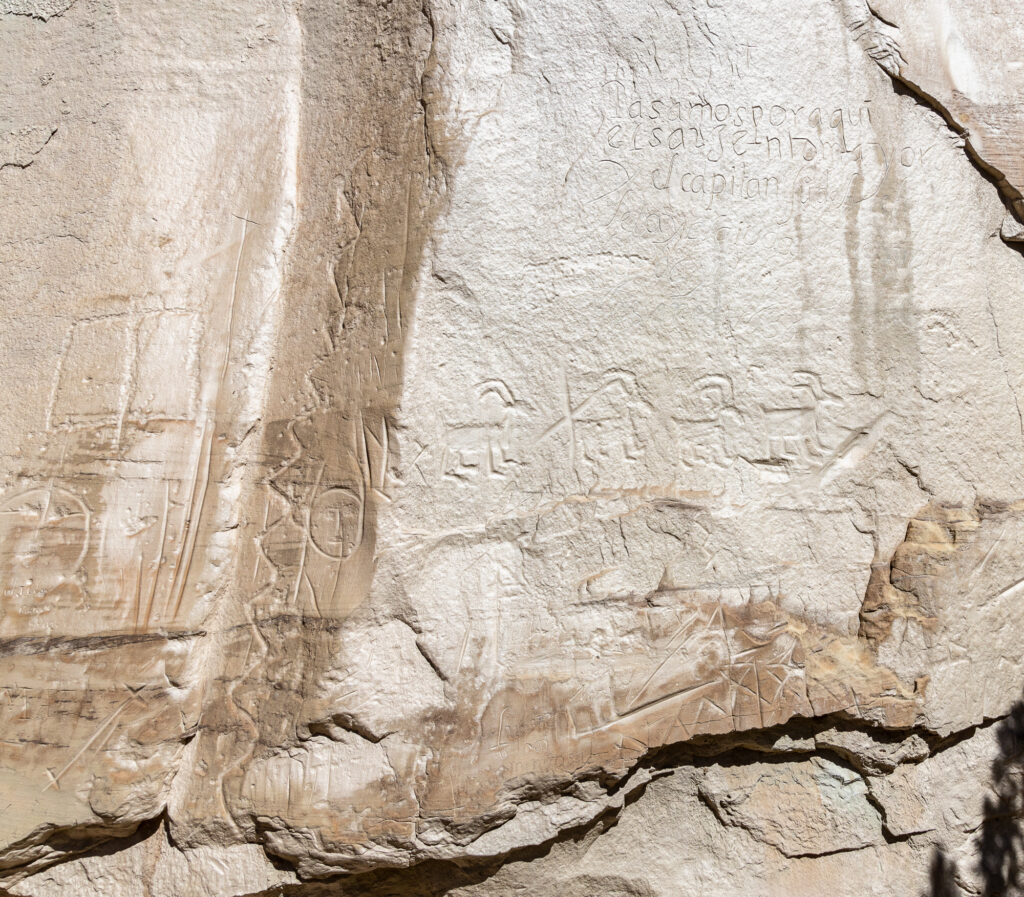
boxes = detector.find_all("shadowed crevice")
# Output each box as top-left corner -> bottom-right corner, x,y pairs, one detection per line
848,0 -> 1024,255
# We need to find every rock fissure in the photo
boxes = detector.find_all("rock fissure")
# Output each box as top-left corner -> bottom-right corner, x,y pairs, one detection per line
847,0 -> 1024,247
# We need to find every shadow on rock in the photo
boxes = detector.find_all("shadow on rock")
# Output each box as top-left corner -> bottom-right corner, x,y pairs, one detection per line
978,702 -> 1024,895
926,848 -> 958,897
925,701 -> 1024,897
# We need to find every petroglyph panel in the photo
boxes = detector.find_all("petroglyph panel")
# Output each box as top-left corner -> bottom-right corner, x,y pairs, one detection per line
4,0 -> 1024,893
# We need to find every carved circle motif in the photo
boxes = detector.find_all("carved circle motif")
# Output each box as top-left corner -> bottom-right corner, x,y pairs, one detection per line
0,486 -> 89,592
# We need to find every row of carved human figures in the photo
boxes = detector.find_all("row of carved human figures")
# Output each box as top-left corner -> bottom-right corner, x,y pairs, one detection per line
439,370 -> 845,480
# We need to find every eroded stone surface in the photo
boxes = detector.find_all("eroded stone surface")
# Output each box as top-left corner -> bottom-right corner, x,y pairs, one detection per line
2,0 -> 1024,894
699,755 -> 884,857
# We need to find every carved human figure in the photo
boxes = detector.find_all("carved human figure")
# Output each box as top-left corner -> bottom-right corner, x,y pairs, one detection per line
442,381 -> 524,480
677,374 -> 744,469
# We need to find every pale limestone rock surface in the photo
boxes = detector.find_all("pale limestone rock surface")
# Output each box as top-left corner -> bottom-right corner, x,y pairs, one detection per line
2,0 -> 1024,895
698,755 -> 885,856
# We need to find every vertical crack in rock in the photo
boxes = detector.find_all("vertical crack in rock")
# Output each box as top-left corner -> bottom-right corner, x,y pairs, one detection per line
842,0 -> 1024,245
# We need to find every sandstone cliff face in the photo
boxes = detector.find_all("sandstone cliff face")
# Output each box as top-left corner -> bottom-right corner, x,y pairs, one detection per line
1,1 -> 1023,895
